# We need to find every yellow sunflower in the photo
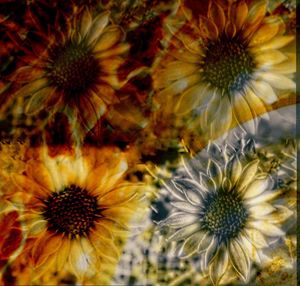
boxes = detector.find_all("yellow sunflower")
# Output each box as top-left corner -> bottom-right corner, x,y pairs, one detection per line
6,146 -> 143,283
7,8 -> 129,137
153,0 -> 295,137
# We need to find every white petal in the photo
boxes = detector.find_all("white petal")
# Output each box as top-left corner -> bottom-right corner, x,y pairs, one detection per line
203,236 -> 218,269
252,80 -> 278,104
171,201 -> 200,214
168,223 -> 201,241
207,159 -> 223,188
258,72 -> 295,90
248,203 -> 275,217
243,175 -> 271,199
209,245 -> 229,286
244,228 -> 269,249
162,212 -> 197,228
179,232 -> 205,258
246,190 -> 281,205
261,205 -> 293,224
247,220 -> 285,237
229,239 -> 251,282
172,178 -> 204,204
226,154 -> 242,186
236,159 -> 259,192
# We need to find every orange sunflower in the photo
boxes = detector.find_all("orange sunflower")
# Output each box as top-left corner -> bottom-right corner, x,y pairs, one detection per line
153,0 -> 295,137
6,146 -> 143,282
5,8 -> 129,137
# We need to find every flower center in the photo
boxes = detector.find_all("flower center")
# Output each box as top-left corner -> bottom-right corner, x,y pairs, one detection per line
47,42 -> 100,95
201,189 -> 248,242
201,36 -> 255,94
43,185 -> 100,238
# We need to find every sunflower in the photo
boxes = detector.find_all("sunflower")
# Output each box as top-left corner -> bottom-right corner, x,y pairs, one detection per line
159,140 -> 293,285
5,146 -> 143,283
6,8 -> 128,137
153,0 -> 295,137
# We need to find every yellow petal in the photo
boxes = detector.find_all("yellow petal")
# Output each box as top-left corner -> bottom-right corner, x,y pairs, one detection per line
208,2 -> 226,33
95,43 -> 129,59
155,74 -> 200,97
13,78 -> 48,99
270,53 -> 296,74
80,9 -> 92,38
232,0 -> 248,31
175,84 -> 208,115
255,50 -> 287,67
253,35 -> 294,52
94,26 -> 123,53
86,11 -> 110,45
250,17 -> 280,47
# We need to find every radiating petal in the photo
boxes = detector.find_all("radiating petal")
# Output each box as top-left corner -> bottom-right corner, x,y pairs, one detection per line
86,11 -> 110,45
162,212 -> 197,228
207,159 -> 222,187
179,231 -> 205,258
250,18 -> 280,47
244,228 -> 269,249
209,245 -> 229,286
248,203 -> 275,217
156,74 -> 200,97
254,35 -> 294,52
243,175 -> 271,199
233,92 -> 256,133
168,223 -> 201,241
246,190 -> 281,205
226,154 -> 242,187
80,9 -> 92,38
236,159 -> 259,192
261,205 -> 293,224
229,239 -> 250,281
232,0 -> 248,30
258,72 -> 295,90
175,84 -> 209,115
247,220 -> 284,237
94,26 -> 123,53
208,2 -> 225,33
203,236 -> 218,269
255,50 -> 287,67
252,80 -> 278,104
25,87 -> 54,115
170,202 -> 200,214
172,178 -> 204,204
13,78 -> 48,99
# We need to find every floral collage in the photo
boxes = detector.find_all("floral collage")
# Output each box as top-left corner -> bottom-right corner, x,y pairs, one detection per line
0,0 -> 297,285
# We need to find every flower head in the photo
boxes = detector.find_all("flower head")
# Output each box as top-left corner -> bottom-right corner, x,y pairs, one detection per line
153,0 -> 295,137
5,8 -> 128,137
159,140 -> 293,285
5,146 -> 142,283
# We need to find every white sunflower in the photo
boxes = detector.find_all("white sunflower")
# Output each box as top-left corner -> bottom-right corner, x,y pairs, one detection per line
159,139 -> 293,285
